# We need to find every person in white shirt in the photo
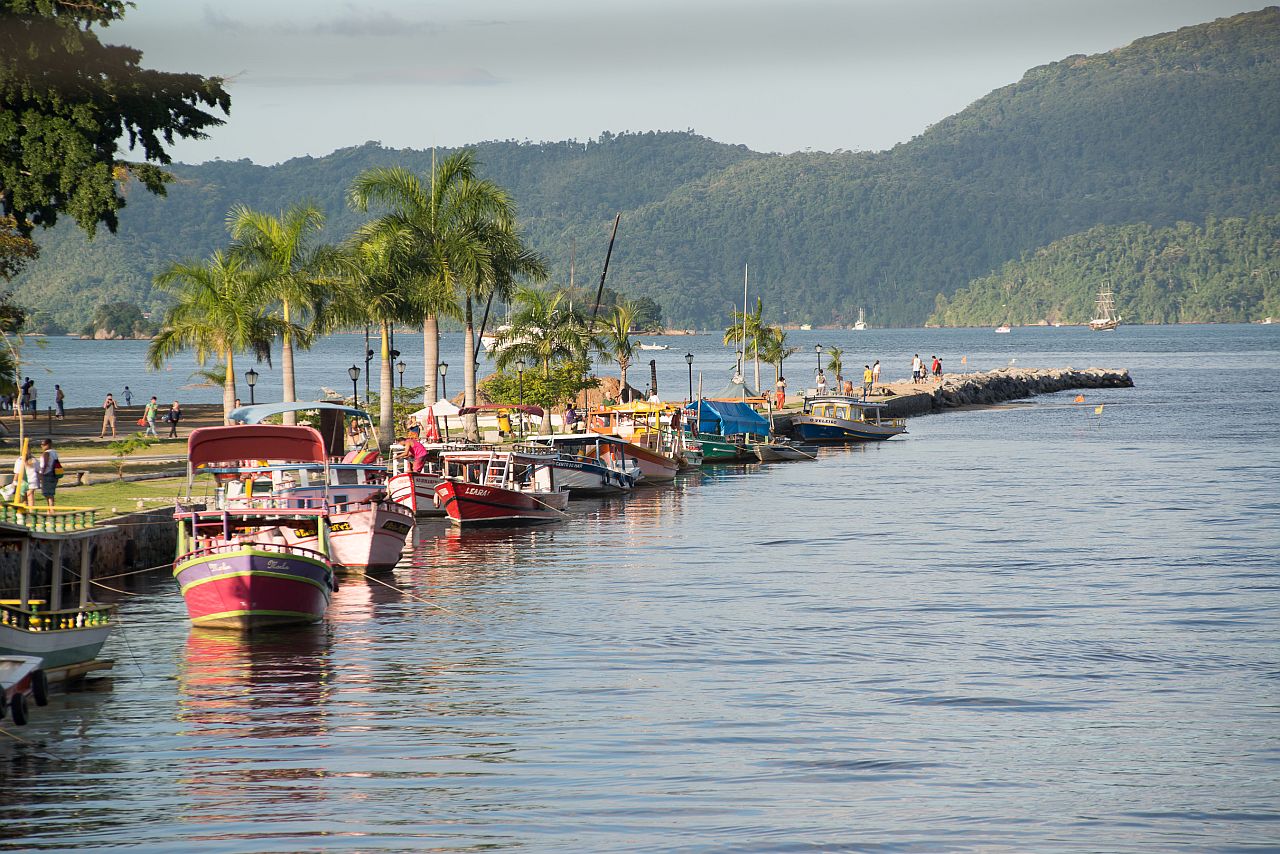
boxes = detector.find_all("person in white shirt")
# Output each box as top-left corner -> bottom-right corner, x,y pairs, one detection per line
35,439 -> 60,508
911,354 -> 922,384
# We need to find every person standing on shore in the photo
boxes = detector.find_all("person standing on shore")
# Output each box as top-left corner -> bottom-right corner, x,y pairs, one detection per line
862,365 -> 873,401
143,396 -> 159,437
165,400 -> 182,438
872,360 -> 881,391
54,385 -> 65,418
100,393 -> 118,438
8,449 -> 35,507
911,354 -> 922,384
816,371 -> 827,396
35,439 -> 60,509
775,376 -> 786,410
123,386 -> 133,407
28,381 -> 36,414
932,356 -> 942,380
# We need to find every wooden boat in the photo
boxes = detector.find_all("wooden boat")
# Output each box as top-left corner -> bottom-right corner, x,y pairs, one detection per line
230,402 -> 413,570
434,448 -> 569,526
586,403 -> 681,481
751,438 -> 814,462
0,655 -> 48,725
523,434 -> 642,496
0,505 -> 116,679
789,395 -> 907,443
1089,288 -> 1121,331
175,425 -> 338,629
386,468 -> 444,517
682,398 -> 770,463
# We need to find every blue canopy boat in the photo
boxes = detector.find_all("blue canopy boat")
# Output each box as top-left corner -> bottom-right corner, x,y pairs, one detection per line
789,395 -> 907,443
683,400 -> 771,462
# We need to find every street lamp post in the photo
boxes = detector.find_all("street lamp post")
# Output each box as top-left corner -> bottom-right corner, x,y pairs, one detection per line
439,362 -> 448,402
516,359 -> 525,439
815,344 -> 823,376
685,353 -> 694,402
397,360 -> 406,389
348,365 -> 360,405
244,368 -> 258,405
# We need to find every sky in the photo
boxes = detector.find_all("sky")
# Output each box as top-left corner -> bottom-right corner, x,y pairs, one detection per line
107,0 -> 1269,165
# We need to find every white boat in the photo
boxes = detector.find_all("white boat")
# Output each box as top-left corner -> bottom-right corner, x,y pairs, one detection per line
799,323 -> 812,331
853,308 -> 867,331
524,434 -> 643,496
0,507 -> 116,681
995,324 -> 1011,334
638,343 -> 669,351
1089,289 -> 1121,331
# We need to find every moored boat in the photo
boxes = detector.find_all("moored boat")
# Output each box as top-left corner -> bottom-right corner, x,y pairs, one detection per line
434,448 -> 569,525
524,434 -> 642,496
175,425 -> 338,629
788,395 -> 907,443
586,403 -> 682,481
0,505 -> 116,680
0,655 -> 48,725
751,438 -> 815,462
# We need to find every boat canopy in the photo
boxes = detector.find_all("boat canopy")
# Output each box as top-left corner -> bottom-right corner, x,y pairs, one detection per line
229,401 -> 370,424
187,425 -> 328,466
710,377 -> 761,400
686,400 -> 769,437
527,433 -> 632,447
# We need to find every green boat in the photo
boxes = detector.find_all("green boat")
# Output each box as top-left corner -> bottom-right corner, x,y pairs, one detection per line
682,400 -> 770,463
686,431 -> 747,462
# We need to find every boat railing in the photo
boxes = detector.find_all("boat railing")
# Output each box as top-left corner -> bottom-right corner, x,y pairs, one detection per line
179,539 -> 331,564
0,504 -> 98,533
0,599 -> 116,632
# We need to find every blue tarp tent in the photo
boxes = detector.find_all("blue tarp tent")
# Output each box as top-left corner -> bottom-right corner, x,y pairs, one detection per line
686,400 -> 770,438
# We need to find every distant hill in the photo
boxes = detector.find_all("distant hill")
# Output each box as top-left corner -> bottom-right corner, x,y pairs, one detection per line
12,7 -> 1280,331
930,213 -> 1280,326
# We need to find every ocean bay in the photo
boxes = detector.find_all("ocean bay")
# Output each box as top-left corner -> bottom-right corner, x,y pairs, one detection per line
2,324 -> 1277,850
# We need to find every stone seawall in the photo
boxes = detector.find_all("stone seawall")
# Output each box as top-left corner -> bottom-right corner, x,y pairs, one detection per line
879,367 -> 1134,418
0,508 -> 177,598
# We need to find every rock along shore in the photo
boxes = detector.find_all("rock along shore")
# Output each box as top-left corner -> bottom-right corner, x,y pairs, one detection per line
878,367 -> 1134,418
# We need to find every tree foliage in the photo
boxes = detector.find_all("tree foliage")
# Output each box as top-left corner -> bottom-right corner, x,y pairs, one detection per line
931,213 -> 1280,326
0,0 -> 231,237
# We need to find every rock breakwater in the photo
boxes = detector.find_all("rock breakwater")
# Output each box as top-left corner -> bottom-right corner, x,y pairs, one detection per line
881,367 -> 1134,418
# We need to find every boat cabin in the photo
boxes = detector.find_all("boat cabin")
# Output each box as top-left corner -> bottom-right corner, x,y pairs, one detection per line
802,395 -> 895,426
439,449 -> 559,492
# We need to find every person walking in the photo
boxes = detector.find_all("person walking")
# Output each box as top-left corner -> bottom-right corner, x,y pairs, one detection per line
18,377 -> 31,414
54,384 -> 65,418
35,439 -> 60,509
143,396 -> 159,437
932,356 -> 942,380
165,400 -> 182,438
911,354 -> 922,384
28,381 -> 36,414
8,449 -> 35,507
816,371 -> 827,396
123,386 -> 133,407
100,392 -> 118,438
862,364 -> 873,401
775,376 -> 786,410
872,360 -> 881,391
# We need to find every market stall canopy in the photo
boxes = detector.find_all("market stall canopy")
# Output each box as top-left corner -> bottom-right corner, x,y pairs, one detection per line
410,399 -> 459,420
457,404 -> 545,418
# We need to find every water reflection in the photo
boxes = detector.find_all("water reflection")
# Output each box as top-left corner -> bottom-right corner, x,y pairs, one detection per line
176,627 -> 334,824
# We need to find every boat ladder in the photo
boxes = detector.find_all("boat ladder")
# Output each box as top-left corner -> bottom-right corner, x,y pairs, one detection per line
484,454 -> 511,486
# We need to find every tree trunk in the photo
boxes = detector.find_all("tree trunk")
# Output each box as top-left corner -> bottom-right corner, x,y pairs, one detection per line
539,359 -> 553,434
281,299 -> 296,425
223,349 -> 237,425
754,351 -> 761,395
378,321 -> 394,448
619,361 -> 628,403
423,313 -> 438,405
462,298 -> 479,441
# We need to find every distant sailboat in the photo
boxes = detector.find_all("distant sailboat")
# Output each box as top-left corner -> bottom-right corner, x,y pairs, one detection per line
853,308 -> 867,331
1089,288 -> 1121,331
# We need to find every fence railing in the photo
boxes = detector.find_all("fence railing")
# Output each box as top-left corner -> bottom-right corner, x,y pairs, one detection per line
0,504 -> 98,533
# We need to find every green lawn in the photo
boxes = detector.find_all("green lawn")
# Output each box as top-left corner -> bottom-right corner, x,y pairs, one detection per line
52,476 -> 191,517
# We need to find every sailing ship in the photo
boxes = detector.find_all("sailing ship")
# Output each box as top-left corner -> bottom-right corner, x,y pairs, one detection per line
853,308 -> 867,331
1089,289 -> 1121,331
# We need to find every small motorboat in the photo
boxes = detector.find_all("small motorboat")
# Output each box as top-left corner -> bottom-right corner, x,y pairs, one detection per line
995,324 -> 1011,334
751,438 -> 815,462
434,448 -> 570,526
638,343 -> 669,351
0,655 -> 48,726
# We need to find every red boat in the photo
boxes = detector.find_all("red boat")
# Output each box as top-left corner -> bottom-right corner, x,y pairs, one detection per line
434,449 -> 570,526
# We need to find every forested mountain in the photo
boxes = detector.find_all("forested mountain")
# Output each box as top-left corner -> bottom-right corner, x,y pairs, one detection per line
931,214 -> 1280,326
12,7 -> 1280,331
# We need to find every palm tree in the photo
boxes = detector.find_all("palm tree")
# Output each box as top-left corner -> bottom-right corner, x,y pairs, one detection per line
348,152 -> 510,411
723,297 -> 767,391
148,251 -> 304,421
227,202 -> 331,424
758,325 -> 797,391
494,287 -> 591,433
599,301 -> 637,401
825,347 -> 845,386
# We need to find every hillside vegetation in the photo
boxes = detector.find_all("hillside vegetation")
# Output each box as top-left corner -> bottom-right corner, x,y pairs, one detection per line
931,214 -> 1280,326
11,8 -> 1280,330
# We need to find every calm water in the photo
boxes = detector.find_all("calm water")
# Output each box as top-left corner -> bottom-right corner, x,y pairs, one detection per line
3,325 -> 1279,851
